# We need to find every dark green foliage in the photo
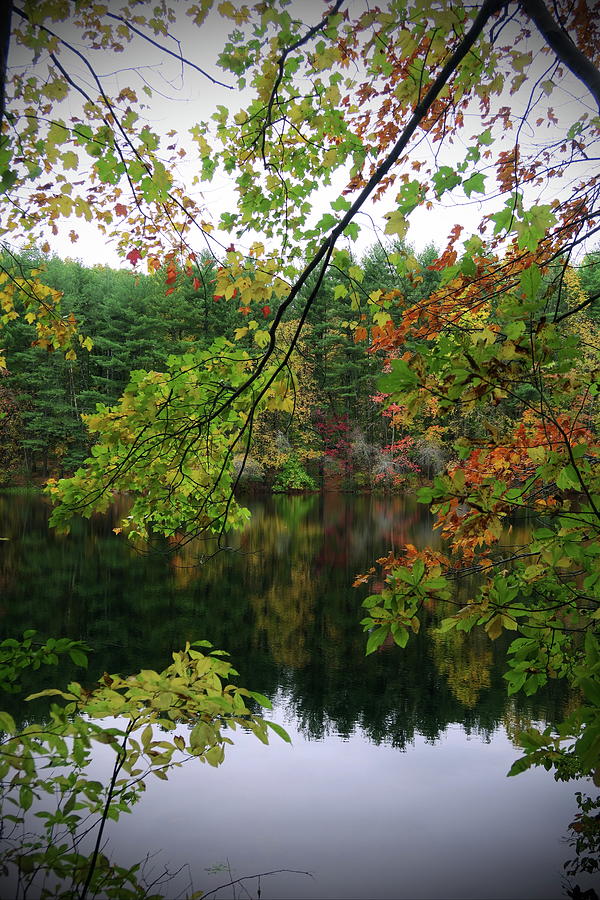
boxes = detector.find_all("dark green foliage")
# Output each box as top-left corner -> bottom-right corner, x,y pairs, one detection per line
1,251 -> 239,478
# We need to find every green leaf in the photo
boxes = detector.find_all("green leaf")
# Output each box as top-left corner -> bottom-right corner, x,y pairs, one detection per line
265,720 -> 292,743
416,486 -> 433,503
205,745 -> 225,766
491,205 -> 515,234
519,263 -> 541,299
377,358 -> 419,393
190,721 -> 215,750
391,623 -> 409,648
248,691 -> 272,709
432,166 -> 461,197
580,677 -> 600,706
69,648 -> 88,668
514,204 -> 557,252
366,626 -> 388,655
463,172 -> 486,197
0,710 -> 16,734
556,465 -> 580,490
331,196 -> 351,212
19,785 -> 33,811
139,127 -> 160,151
507,756 -> 531,776
316,212 -> 338,231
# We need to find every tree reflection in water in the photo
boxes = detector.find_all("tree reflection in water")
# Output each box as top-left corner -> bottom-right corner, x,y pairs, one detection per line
0,490 -> 596,894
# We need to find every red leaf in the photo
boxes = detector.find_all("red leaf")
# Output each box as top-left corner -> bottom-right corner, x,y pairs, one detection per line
115,203 -> 128,217
226,243 -> 235,252
214,294 -> 224,301
262,305 -> 270,317
193,277 -> 201,290
126,248 -> 142,266
166,266 -> 177,285
239,306 -> 251,315
165,287 -> 175,295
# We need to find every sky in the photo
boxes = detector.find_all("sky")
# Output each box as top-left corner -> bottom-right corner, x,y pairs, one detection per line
7,0 -> 600,269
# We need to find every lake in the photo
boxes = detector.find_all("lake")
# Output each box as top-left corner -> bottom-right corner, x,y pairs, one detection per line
0,491 -> 593,899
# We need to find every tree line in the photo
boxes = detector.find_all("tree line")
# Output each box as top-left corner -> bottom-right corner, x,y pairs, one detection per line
3,244 -> 597,491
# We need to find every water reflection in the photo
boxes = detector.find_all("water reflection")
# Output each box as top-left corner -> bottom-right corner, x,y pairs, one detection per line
0,491 -> 595,899
0,491 -> 568,743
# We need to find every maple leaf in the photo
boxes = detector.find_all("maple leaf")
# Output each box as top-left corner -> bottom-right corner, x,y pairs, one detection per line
193,277 -> 201,290
262,305 -> 270,317
115,203 -> 128,217
383,211 -> 408,238
126,249 -> 142,266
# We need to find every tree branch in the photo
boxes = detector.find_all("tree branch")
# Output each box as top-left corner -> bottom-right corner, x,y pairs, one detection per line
105,12 -> 233,90
522,0 -> 600,111
209,0 -> 510,421
0,0 -> 12,136
554,287 -> 600,322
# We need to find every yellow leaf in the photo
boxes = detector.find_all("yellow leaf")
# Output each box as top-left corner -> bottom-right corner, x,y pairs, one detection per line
254,329 -> 270,348
485,615 -> 503,640
384,211 -> 408,238
61,151 -> 78,170
218,1 -> 236,17
527,446 -> 545,463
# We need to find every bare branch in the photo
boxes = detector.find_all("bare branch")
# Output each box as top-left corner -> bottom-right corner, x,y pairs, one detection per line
104,12 -> 234,90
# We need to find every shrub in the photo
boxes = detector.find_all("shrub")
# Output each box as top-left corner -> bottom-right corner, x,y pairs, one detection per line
272,454 -> 317,492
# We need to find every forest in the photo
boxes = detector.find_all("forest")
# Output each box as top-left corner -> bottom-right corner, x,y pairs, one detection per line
0,241 -> 443,488
2,244 -> 598,493
1,0 -> 600,898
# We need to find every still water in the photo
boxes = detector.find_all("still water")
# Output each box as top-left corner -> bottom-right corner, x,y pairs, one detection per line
0,491 -> 591,898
